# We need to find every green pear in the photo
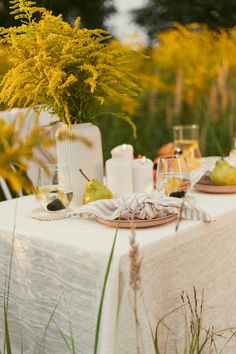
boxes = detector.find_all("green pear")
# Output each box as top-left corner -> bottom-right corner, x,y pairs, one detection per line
210,159 -> 236,186
79,169 -> 113,204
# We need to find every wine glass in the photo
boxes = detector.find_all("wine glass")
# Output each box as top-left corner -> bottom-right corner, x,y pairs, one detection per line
156,155 -> 191,197
36,165 -> 73,211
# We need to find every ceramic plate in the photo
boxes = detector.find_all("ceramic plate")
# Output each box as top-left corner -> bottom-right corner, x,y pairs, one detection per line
96,213 -> 177,228
194,183 -> 236,194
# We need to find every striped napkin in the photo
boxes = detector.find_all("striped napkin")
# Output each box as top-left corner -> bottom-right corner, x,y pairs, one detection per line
74,193 -> 214,222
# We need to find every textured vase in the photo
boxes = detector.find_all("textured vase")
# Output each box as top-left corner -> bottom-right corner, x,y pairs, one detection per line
55,123 -> 104,205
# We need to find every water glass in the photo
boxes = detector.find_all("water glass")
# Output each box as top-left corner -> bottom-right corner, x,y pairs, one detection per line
156,155 -> 191,197
36,165 -> 73,211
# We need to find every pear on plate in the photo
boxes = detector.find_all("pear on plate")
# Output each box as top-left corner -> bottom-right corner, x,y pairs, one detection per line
210,159 -> 236,186
80,169 -> 113,204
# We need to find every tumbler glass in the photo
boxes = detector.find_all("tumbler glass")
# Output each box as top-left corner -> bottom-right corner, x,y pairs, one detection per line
156,155 -> 191,197
36,164 -> 73,211
173,124 -> 201,158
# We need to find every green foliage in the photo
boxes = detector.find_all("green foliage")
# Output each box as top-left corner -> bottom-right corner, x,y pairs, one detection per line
0,0 -> 141,126
132,0 -> 236,41
0,0 -> 116,30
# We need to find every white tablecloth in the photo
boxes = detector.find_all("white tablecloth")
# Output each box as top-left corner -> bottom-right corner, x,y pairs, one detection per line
0,192 -> 236,353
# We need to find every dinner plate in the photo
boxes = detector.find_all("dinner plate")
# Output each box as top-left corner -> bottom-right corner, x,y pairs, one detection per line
96,213 -> 177,228
194,183 -> 236,194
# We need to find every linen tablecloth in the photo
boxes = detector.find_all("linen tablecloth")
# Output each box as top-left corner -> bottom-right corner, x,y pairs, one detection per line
0,192 -> 236,353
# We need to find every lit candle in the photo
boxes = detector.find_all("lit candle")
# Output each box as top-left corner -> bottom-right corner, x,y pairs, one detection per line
132,156 -> 154,195
106,158 -> 133,197
111,144 -> 134,160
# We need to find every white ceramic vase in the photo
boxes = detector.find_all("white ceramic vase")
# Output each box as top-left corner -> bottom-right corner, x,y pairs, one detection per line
55,123 -> 104,205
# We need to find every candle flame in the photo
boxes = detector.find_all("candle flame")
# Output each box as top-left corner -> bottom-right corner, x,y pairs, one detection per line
141,156 -> 146,164
121,144 -> 127,151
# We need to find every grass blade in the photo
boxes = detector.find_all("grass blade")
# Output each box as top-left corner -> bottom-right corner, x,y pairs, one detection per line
92,111 -> 137,138
4,297 -> 12,354
52,319 -> 72,353
68,318 -> 76,354
5,198 -> 18,310
20,337 -> 24,354
41,291 -> 64,353
93,224 -> 119,354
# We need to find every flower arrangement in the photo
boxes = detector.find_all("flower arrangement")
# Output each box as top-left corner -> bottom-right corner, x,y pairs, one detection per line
0,113 -> 52,193
0,0 -> 141,128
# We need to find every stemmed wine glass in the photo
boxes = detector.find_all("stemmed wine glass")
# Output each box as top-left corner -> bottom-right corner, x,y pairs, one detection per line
36,165 -> 73,211
156,155 -> 191,197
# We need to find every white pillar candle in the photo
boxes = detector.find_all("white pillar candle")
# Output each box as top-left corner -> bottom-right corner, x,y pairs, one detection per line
111,144 -> 134,160
132,157 -> 154,195
106,158 -> 133,197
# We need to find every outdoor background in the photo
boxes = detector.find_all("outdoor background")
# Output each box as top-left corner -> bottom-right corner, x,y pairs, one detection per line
1,0 -> 236,160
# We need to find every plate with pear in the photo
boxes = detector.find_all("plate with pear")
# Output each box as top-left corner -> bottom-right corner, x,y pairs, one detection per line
194,158 -> 236,193
79,169 -> 113,204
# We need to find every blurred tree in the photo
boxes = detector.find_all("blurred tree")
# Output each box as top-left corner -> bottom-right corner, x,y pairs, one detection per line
132,0 -> 236,41
0,0 -> 116,29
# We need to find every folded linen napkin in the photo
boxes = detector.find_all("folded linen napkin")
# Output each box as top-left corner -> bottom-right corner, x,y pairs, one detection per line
190,156 -> 218,186
74,193 -> 214,222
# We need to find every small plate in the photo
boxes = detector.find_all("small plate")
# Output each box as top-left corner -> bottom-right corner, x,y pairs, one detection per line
194,183 -> 236,194
96,213 -> 177,228
194,173 -> 236,194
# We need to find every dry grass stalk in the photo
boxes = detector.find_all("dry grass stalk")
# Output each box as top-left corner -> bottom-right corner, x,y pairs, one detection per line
129,224 -> 143,354
217,62 -> 229,113
181,287 -> 223,354
129,227 -> 142,292
209,85 -> 218,121
175,198 -> 185,232
174,67 -> 184,116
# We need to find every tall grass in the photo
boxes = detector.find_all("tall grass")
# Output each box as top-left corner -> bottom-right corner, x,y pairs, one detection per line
97,25 -> 236,160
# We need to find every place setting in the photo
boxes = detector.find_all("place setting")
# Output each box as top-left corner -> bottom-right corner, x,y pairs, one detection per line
32,127 -> 215,228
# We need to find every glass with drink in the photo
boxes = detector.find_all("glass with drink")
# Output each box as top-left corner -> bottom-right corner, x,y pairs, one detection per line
173,124 -> 201,158
173,124 -> 201,171
156,155 -> 191,197
36,165 -> 73,211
